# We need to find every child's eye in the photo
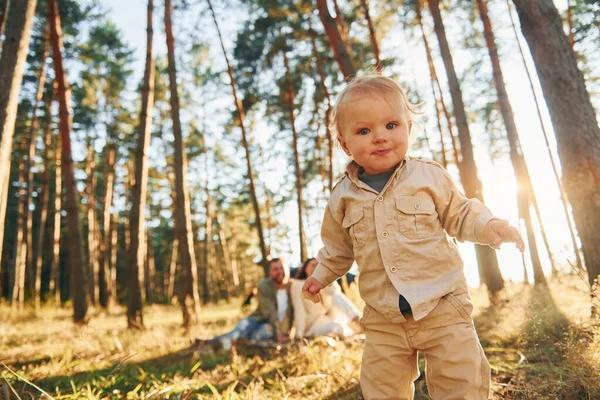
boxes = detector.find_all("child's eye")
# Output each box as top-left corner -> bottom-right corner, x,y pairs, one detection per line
358,128 -> 369,135
386,122 -> 398,130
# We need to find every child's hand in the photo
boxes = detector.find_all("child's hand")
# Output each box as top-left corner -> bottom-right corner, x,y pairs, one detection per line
484,219 -> 525,252
302,277 -> 325,303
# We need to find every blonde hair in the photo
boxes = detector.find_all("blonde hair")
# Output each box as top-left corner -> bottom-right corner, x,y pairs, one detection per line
330,73 -> 420,140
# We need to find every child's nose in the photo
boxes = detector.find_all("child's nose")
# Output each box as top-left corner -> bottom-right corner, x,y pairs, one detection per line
372,128 -> 389,143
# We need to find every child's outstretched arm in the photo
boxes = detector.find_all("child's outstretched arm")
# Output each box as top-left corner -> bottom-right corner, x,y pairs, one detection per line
303,200 -> 355,302
433,166 -> 524,252
483,219 -> 525,252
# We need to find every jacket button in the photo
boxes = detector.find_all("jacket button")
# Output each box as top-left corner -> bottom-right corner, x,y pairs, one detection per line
382,231 -> 389,238
377,196 -> 384,202
414,202 -> 422,210
390,266 -> 398,273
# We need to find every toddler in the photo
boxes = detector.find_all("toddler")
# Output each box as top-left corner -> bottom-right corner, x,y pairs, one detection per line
303,73 -> 524,400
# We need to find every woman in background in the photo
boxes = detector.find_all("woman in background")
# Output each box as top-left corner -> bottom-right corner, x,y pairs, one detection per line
291,258 -> 361,339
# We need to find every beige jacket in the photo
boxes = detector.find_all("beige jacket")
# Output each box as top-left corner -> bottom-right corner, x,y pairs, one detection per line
311,157 -> 497,323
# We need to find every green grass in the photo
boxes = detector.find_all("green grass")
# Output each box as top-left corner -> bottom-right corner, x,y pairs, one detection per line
1,276 -> 599,399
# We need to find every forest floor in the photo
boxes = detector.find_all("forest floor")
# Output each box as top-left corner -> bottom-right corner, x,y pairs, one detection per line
1,275 -> 599,399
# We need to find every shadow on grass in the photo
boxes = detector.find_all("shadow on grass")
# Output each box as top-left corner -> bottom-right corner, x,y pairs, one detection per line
16,341 -> 312,397
500,284 -> 597,399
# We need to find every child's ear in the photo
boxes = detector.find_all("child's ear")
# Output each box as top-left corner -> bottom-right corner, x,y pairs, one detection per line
408,120 -> 413,135
338,135 -> 352,157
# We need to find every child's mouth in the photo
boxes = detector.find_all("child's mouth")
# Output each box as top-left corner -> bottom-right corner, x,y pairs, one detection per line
373,149 -> 391,156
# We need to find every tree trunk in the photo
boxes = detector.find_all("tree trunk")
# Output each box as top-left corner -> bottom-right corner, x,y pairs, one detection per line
207,0 -> 270,274
85,139 -> 100,305
202,190 -> 213,304
145,230 -> 155,304
566,0 -> 575,51
100,143 -> 115,307
415,0 -> 460,170
315,0 -> 356,79
217,214 -> 238,289
427,0 -> 504,295
109,211 -> 118,307
283,49 -> 308,263
359,0 -> 381,69
49,132 -> 62,305
415,0 -> 447,169
167,237 -> 178,302
12,160 -> 27,309
476,0 -> 546,286
332,0 -> 348,42
48,0 -> 87,323
512,0 -> 600,294
25,39 -> 49,296
0,0 -> 37,279
308,24 -> 334,193
165,0 -> 201,328
35,102 -> 53,311
127,0 -> 154,329
0,0 -> 8,38
124,160 -> 133,257
506,0 -> 583,273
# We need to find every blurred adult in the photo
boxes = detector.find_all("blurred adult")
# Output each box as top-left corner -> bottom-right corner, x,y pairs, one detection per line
290,258 -> 361,339
195,258 -> 294,351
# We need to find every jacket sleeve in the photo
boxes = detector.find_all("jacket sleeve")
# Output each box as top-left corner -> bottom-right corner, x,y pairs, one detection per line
434,168 -> 498,244
311,201 -> 355,287
256,281 -> 281,336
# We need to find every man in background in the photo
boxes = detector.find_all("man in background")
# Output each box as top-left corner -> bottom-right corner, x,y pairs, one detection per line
195,258 -> 294,351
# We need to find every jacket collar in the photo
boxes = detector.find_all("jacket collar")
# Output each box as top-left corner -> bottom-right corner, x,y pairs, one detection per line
344,155 -> 410,188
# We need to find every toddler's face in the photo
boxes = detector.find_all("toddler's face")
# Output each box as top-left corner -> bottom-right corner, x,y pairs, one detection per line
337,90 -> 410,175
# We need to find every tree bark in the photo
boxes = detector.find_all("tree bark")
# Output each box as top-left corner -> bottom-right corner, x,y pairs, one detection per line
127,0 -> 154,329
167,237 -> 178,302
476,0 -> 546,286
427,0 -> 504,295
35,101 -> 52,310
308,24 -> 334,193
0,0 -> 37,280
359,0 -> 381,69
48,0 -> 87,323
283,49 -> 308,263
85,139 -> 100,305
315,0 -> 356,79
202,190 -> 213,304
109,211 -> 118,307
0,0 -> 8,38
512,0 -> 600,293
415,0 -> 447,169
49,131 -> 62,305
11,160 -> 27,309
25,39 -> 49,296
309,25 -> 334,193
100,142 -> 115,307
566,0 -> 575,51
207,0 -> 270,274
165,0 -> 201,327
217,213 -> 238,288
506,0 -> 583,273
145,230 -> 155,304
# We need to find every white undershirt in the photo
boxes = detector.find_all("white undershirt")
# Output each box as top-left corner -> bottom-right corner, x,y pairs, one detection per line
276,288 -> 288,322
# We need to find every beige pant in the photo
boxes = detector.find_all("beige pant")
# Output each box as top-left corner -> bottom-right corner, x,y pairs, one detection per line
360,288 -> 490,400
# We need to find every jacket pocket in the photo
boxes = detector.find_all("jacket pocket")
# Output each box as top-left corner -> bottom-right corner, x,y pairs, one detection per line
395,196 -> 438,239
342,205 -> 369,248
